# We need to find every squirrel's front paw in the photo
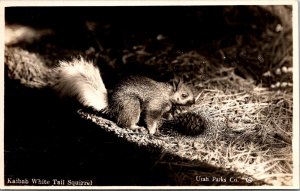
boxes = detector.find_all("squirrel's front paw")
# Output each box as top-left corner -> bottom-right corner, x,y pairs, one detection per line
149,129 -> 161,136
148,127 -> 159,135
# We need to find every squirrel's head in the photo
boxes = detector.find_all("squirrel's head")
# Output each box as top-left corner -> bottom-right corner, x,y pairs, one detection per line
171,76 -> 195,106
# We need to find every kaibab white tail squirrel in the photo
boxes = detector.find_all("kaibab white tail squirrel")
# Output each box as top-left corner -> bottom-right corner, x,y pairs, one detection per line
53,58 -> 195,135
5,47 -> 195,135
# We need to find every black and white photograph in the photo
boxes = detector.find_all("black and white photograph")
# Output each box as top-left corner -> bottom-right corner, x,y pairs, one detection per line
1,0 -> 299,189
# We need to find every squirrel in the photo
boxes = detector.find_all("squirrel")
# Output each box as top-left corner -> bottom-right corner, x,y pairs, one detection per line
5,25 -> 200,136
52,58 -> 195,135
5,50 -> 195,135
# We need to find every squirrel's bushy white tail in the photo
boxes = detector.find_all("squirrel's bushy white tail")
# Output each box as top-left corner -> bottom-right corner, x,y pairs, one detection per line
53,58 -> 108,111
5,24 -> 107,112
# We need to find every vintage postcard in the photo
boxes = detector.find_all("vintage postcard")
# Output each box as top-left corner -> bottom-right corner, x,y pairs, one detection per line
0,0 -> 299,189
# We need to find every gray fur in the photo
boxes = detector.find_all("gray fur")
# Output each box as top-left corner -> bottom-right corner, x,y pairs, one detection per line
106,76 -> 195,135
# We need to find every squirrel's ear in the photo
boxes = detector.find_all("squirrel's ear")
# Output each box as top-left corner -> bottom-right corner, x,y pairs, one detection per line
173,74 -> 184,91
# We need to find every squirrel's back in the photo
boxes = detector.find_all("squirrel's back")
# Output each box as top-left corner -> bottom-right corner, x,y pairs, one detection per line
111,76 -> 173,103
52,58 -> 108,111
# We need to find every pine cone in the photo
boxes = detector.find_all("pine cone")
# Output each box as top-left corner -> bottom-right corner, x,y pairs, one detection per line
169,111 -> 206,136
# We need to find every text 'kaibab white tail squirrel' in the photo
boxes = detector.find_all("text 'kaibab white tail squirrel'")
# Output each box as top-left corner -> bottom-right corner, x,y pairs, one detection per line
53,58 -> 195,135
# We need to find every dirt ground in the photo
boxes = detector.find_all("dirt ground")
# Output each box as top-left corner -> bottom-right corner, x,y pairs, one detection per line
4,6 -> 293,186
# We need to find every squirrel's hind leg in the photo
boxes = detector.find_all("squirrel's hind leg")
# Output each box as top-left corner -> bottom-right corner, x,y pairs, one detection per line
116,99 -> 146,133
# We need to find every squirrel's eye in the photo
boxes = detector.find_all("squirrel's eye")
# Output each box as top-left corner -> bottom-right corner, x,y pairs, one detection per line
182,93 -> 188,98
